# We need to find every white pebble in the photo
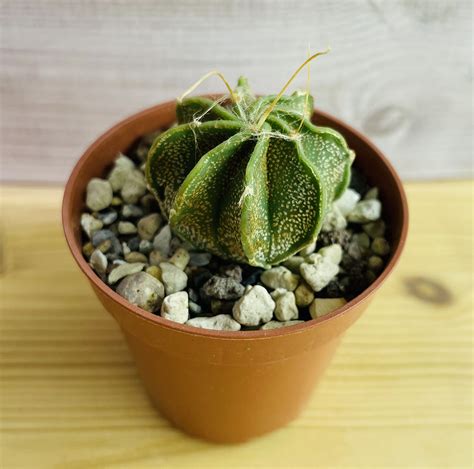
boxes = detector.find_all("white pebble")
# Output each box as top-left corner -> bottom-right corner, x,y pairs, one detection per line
299,241 -> 316,256
121,170 -> 147,204
321,205 -> 347,232
334,188 -> 360,216
108,262 -> 145,284
260,320 -> 304,330
118,221 -> 137,235
115,153 -> 135,169
232,285 -> 275,326
309,297 -> 347,319
107,154 -> 135,191
283,256 -> 305,273
261,266 -> 299,291
160,291 -> 189,324
116,272 -> 165,312
318,244 -> 343,265
160,262 -> 188,295
80,213 -> 103,239
86,178 -> 113,211
153,225 -> 172,256
186,314 -> 241,331
300,255 -> 339,292
347,200 -> 381,223
169,247 -> 190,270
89,249 -> 107,274
271,289 -> 298,321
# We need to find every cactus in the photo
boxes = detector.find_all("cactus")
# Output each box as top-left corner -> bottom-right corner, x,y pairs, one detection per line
146,54 -> 355,268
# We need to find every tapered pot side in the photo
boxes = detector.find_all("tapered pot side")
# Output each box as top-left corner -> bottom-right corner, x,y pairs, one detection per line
62,99 -> 408,443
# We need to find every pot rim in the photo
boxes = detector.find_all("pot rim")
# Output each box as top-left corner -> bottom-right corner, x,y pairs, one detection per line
62,99 -> 409,340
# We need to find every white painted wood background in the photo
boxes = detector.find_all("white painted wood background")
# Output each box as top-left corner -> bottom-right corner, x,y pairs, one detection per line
0,0 -> 472,183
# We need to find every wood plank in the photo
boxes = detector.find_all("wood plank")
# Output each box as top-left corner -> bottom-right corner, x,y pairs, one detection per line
1,1 -> 472,183
0,181 -> 472,467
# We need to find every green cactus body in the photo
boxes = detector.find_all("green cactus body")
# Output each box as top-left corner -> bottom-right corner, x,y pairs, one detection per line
146,77 -> 354,267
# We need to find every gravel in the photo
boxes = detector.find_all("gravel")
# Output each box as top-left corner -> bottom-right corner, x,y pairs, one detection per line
261,266 -> 299,291
371,237 -> 391,256
137,213 -> 162,241
125,251 -> 148,263
81,213 -> 103,239
201,275 -> 245,300
107,154 -> 135,191
118,221 -> 137,235
153,225 -> 172,256
294,282 -> 314,308
232,285 -> 275,326
97,209 -> 118,225
122,204 -> 144,218
80,137 -> 391,332
309,297 -> 347,319
169,247 -> 191,270
86,178 -> 113,211
347,200 -> 382,223
160,291 -> 189,324
363,220 -> 386,238
108,262 -> 145,284
160,262 -> 188,295
300,255 -> 339,292
261,320 -> 304,330
186,314 -> 241,331
318,244 -> 343,265
89,249 -> 107,275
271,289 -> 299,321
334,188 -> 360,216
121,170 -> 147,204
116,272 -> 164,312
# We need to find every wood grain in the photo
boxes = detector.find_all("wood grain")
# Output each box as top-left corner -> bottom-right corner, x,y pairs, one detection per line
0,181 -> 472,468
0,1 -> 472,184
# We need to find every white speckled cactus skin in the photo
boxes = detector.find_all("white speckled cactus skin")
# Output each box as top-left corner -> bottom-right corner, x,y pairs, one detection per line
146,77 -> 354,267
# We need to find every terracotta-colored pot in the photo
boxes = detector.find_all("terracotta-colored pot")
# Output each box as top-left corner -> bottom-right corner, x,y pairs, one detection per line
62,99 -> 408,443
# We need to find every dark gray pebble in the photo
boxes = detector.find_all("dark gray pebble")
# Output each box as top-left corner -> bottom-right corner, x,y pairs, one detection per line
106,252 -> 121,262
201,276 -> 245,300
190,269 -> 213,289
127,236 -> 140,252
317,229 -> 352,250
140,194 -> 159,211
219,265 -> 243,282
210,299 -> 234,315
187,288 -> 199,303
97,209 -> 118,225
92,229 -> 122,255
242,269 -> 263,286
139,239 -> 153,255
323,280 -> 346,298
189,301 -> 202,315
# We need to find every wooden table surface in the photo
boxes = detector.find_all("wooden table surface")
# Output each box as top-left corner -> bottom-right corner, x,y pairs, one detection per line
1,181 -> 472,468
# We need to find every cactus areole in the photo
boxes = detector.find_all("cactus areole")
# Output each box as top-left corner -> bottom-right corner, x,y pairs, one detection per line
146,63 -> 355,268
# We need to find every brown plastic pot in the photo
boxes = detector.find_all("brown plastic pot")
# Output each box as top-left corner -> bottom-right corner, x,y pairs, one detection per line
62,99 -> 408,443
